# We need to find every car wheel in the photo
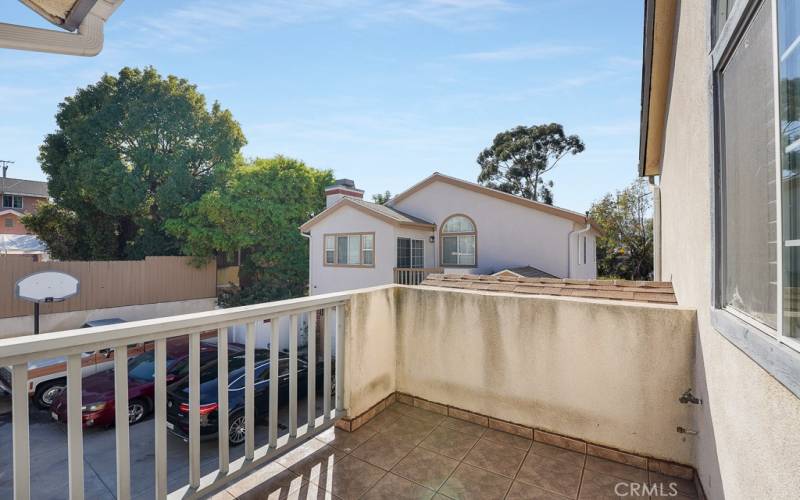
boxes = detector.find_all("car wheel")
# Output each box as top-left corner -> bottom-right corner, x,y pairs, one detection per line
35,380 -> 66,409
229,412 -> 247,446
128,399 -> 148,425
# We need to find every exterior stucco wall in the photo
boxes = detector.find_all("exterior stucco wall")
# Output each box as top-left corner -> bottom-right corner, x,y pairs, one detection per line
343,286 -> 397,417
392,286 -> 696,464
658,2 -> 800,498
390,180 -> 596,278
307,205 -> 437,295
0,212 -> 27,235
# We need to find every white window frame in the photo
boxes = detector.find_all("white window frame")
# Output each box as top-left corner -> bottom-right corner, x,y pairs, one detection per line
322,232 -> 375,268
2,194 -> 22,209
396,237 -> 425,269
440,214 -> 477,267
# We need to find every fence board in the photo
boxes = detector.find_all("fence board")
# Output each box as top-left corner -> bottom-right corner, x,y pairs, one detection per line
0,256 -> 216,319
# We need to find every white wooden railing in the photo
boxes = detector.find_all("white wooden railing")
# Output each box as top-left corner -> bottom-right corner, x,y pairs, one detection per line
393,267 -> 443,286
0,291 -> 351,500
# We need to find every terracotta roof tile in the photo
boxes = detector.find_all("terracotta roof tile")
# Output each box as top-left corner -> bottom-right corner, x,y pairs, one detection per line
419,274 -> 677,305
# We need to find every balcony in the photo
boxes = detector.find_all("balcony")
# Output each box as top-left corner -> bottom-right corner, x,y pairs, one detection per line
393,268 -> 443,286
0,281 -> 700,499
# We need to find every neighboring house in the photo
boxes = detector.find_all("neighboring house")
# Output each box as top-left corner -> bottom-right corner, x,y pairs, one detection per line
301,174 -> 598,295
640,1 -> 800,498
0,176 -> 48,236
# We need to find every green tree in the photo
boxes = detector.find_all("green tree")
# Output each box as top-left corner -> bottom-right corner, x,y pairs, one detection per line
24,66 -> 246,260
588,178 -> 654,280
476,123 -> 584,204
166,156 -> 333,305
372,191 -> 392,205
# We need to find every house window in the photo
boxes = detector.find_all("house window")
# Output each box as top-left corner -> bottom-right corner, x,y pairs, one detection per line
778,0 -> 800,339
713,0 -> 800,345
2,195 -> 22,209
324,233 -> 374,267
441,215 -> 476,266
397,238 -> 424,268
4,218 -> 13,228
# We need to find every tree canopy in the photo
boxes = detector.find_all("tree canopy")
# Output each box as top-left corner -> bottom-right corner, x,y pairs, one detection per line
476,123 -> 584,204
372,191 -> 392,205
23,66 -> 246,260
166,156 -> 333,305
588,178 -> 654,280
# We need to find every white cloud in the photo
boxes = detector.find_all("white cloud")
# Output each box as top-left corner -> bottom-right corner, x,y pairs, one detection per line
455,44 -> 588,62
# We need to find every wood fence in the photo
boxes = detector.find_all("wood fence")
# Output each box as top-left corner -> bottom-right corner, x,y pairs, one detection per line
0,256 -> 216,319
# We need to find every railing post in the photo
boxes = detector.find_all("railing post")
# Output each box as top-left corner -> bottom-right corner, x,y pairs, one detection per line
323,308 -> 332,421
11,363 -> 30,500
113,345 -> 131,500
217,328 -> 229,475
245,322 -> 255,460
189,332 -> 201,488
335,304 -> 345,413
66,354 -> 84,500
154,338 -> 167,500
269,317 -> 280,448
307,311 -> 317,430
289,314 -> 298,438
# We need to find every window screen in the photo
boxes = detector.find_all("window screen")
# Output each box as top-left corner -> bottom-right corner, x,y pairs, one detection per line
720,2 -> 778,329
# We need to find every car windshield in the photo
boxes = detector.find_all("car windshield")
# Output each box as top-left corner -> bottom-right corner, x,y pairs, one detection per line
127,351 -> 157,382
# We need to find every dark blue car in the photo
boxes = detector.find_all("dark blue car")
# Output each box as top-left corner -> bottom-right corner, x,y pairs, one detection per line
166,349 -> 331,445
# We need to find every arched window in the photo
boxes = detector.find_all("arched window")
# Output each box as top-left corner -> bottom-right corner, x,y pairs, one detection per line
441,215 -> 476,266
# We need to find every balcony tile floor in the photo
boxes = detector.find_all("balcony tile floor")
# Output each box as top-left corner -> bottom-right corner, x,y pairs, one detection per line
210,402 -> 699,500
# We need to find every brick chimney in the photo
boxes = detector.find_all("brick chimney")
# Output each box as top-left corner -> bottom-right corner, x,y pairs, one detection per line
325,179 -> 364,208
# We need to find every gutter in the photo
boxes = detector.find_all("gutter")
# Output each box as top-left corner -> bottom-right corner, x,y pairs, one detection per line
0,0 -> 122,56
639,0 -> 656,177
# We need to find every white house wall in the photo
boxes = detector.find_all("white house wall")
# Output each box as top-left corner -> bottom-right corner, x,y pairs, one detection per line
391,180 -> 596,278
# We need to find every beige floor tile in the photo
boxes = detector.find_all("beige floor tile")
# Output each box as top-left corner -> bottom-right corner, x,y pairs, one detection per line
463,437 -> 527,478
315,426 -> 376,453
282,480 -> 339,500
439,417 -> 487,438
516,453 -> 583,498
391,446 -> 460,491
419,426 -> 481,460
384,415 -> 440,444
530,442 -> 586,468
393,403 -> 447,425
308,455 -> 386,500
439,462 -> 512,500
360,409 -> 401,433
225,462 -> 304,500
351,432 -> 417,470
585,456 -> 647,483
482,428 -> 532,451
361,472 -> 436,500
578,468 -> 650,499
506,481 -> 571,500
282,444 -> 347,482
649,471 -> 697,498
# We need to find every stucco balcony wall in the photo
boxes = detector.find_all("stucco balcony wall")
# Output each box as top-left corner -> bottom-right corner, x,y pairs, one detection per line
344,285 -> 697,466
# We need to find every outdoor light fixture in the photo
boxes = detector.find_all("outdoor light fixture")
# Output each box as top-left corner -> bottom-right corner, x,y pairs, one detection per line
429,235 -> 435,243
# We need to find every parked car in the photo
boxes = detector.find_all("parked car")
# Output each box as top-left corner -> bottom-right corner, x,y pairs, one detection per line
166,351 -> 334,445
50,340 -> 243,427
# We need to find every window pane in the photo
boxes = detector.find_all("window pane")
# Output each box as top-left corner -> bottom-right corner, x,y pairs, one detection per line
325,236 -> 335,264
347,235 -> 361,264
720,3 -> 778,329
325,235 -> 334,250
778,0 -> 800,338
411,240 -> 424,268
443,216 -> 475,233
458,235 -> 476,266
13,196 -> 22,209
337,237 -> 348,264
397,238 -> 411,267
363,249 -> 374,265
363,234 -> 373,250
442,236 -> 458,265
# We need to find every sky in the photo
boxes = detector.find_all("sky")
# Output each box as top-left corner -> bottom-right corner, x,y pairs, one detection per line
0,0 -> 644,214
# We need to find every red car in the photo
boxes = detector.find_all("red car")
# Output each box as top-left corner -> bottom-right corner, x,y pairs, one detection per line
51,340 -> 242,427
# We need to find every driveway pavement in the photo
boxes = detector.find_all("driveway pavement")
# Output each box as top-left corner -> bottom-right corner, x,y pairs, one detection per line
0,391 -> 322,499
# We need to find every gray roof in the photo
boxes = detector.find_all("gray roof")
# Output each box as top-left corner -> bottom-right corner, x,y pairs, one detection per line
0,177 -> 48,198
344,197 -> 434,226
497,266 -> 559,279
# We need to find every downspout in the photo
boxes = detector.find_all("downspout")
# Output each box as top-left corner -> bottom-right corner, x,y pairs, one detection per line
567,221 -> 592,279
649,175 -> 662,281
300,230 -> 312,294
